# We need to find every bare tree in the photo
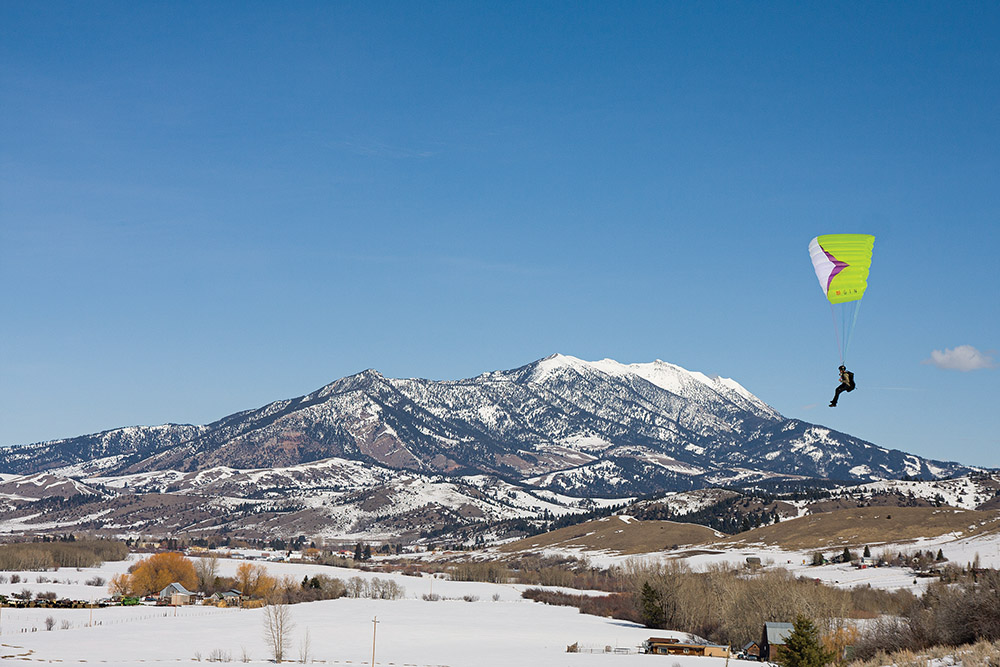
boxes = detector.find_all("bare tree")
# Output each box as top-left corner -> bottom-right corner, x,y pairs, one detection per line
196,555 -> 220,593
263,601 -> 295,662
298,627 -> 311,664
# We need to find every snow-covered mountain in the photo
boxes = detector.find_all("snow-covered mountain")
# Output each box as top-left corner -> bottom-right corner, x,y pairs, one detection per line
0,354 -> 969,491
0,354 -> 975,539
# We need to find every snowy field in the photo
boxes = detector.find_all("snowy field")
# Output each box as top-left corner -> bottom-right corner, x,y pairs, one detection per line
0,554 -> 706,666
4,531 -> 1000,665
0,598 -> 686,666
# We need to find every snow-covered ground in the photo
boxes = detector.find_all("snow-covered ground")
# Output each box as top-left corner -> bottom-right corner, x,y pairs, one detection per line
1,598 -> 681,666
5,531 -> 1000,666
0,554 -> 708,666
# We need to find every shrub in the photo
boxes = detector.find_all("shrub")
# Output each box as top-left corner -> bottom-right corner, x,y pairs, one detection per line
522,588 -> 641,625
207,648 -> 232,662
450,561 -> 510,583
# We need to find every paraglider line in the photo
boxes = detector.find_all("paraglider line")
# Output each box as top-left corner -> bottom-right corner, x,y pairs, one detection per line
829,302 -> 844,366
844,299 -> 863,365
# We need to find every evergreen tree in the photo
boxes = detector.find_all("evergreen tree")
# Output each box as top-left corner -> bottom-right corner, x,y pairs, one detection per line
639,582 -> 666,629
354,543 -> 363,561
841,547 -> 853,563
936,548 -> 945,561
862,545 -> 871,558
363,544 -> 372,560
780,615 -> 835,667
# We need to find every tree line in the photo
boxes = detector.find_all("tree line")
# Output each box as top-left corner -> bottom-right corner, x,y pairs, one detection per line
519,559 -> 913,653
853,568 -> 1000,660
108,552 -> 405,603
0,539 -> 128,570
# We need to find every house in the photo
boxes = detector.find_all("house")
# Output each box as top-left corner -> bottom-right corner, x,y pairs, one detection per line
741,640 -> 761,660
159,583 -> 195,606
643,637 -> 730,657
761,622 -> 794,662
204,589 -> 243,607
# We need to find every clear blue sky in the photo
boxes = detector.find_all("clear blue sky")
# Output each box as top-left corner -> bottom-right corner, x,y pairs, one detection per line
2,2 -> 997,468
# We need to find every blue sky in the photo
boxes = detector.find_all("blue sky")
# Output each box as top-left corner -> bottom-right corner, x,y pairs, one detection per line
2,2 -> 998,468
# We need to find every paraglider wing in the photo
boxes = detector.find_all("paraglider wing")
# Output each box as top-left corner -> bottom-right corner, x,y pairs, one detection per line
808,234 -> 875,304
808,234 -> 875,364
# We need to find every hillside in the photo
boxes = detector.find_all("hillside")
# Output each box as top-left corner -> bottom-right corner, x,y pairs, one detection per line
719,506 -> 1000,550
498,515 -> 723,556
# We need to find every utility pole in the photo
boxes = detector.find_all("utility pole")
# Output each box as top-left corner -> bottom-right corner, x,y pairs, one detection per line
371,616 -> 379,666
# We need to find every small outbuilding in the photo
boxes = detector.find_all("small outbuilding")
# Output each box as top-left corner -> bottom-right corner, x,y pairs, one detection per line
741,640 -> 761,659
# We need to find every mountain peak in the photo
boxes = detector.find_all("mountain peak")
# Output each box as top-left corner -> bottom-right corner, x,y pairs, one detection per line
524,354 -> 780,420
312,368 -> 387,399
530,353 -> 592,380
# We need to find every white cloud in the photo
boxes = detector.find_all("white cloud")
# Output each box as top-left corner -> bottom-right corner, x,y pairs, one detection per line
923,345 -> 996,372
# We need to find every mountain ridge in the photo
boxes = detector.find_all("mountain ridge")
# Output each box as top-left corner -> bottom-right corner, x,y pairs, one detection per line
0,353 -> 986,541
0,354 -> 970,493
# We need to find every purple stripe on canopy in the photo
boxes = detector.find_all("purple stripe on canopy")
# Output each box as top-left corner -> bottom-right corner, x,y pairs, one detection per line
823,247 -> 849,291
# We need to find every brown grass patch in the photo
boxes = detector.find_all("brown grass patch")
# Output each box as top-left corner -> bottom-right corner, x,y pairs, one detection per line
498,516 -> 720,555
718,506 -> 1000,550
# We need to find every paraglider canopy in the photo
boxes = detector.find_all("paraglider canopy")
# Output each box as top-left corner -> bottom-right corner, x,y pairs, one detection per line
808,234 -> 875,364
809,234 -> 875,304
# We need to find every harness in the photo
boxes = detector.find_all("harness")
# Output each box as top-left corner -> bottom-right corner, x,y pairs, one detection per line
842,371 -> 855,390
